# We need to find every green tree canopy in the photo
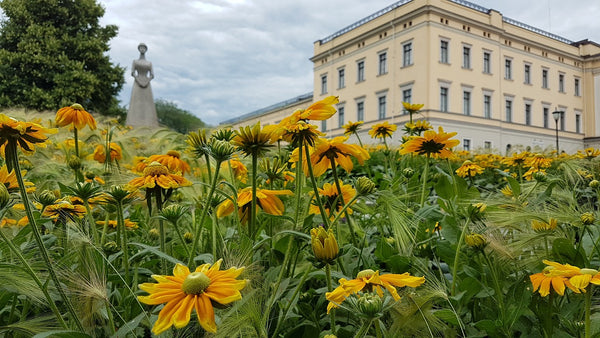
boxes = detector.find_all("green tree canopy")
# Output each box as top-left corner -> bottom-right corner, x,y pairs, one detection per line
0,0 -> 124,115
155,99 -> 207,133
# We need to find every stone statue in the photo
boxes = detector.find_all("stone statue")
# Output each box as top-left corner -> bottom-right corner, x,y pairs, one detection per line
126,43 -> 159,127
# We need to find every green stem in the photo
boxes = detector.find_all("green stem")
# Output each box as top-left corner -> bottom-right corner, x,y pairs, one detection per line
116,202 -> 130,283
304,144 -> 330,228
155,188 -> 166,273
354,132 -> 373,179
250,153 -> 258,239
482,251 -> 505,328
293,145 -> 304,229
326,264 -> 337,335
9,142 -> 84,331
354,319 -> 374,338
451,215 -> 472,296
420,156 -> 430,207
83,200 -> 97,245
329,157 -> 357,246
204,153 -> 213,186
188,163 -> 222,267
73,127 -> 82,183
0,225 -> 67,328
105,299 -> 116,335
585,286 -> 591,338
172,219 -> 190,258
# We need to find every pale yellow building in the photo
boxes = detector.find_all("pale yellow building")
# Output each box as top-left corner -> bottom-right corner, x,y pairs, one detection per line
223,0 -> 600,153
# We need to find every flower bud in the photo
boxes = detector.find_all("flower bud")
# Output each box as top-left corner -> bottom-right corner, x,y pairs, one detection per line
581,212 -> 595,225
103,241 -> 118,254
0,183 -> 10,209
357,293 -> 383,319
183,232 -> 194,243
38,190 -> 57,207
465,233 -> 486,250
160,204 -> 186,224
68,155 -> 82,170
209,139 -> 235,162
356,176 -> 376,196
402,167 -> 415,178
533,171 -> 547,182
310,227 -> 339,262
149,228 -> 160,240
589,180 -> 600,189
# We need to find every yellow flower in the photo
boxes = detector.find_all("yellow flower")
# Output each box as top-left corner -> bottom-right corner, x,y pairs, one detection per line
127,162 -> 192,190
0,165 -> 35,193
216,187 -> 293,223
368,121 -> 397,139
404,120 -> 432,135
42,200 -> 87,221
525,153 -> 552,169
343,121 -> 364,135
500,185 -> 513,197
326,269 -> 425,313
522,167 -> 545,181
303,137 -> 369,177
0,114 -> 57,155
531,218 -> 557,232
569,269 -> 600,290
402,102 -> 424,114
0,218 -> 18,228
281,120 -> 324,147
232,122 -> 274,157
501,151 -> 530,167
399,127 -> 459,159
311,227 -> 339,262
143,150 -> 191,175
455,160 -> 484,177
223,158 -> 248,183
96,219 -> 139,229
464,233 -> 487,249
298,96 -> 339,120
138,260 -> 247,335
309,182 -> 356,220
55,103 -> 97,130
93,143 -> 123,163
529,260 -> 582,297
582,147 -> 600,159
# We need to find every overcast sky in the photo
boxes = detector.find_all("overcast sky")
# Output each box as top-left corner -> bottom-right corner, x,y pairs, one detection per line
97,0 -> 600,126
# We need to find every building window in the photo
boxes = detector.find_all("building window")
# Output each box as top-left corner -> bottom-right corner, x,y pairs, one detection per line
379,52 -> 388,75
440,87 -> 448,112
524,64 -> 531,84
356,101 -> 364,121
463,91 -> 471,115
356,101 -> 365,121
483,51 -> 491,74
402,89 -> 412,114
505,100 -> 512,122
320,74 -> 327,94
576,113 -> 581,133
338,106 -> 345,128
463,139 -> 471,151
575,78 -> 580,96
378,95 -> 387,119
403,43 -> 413,67
338,68 -> 345,89
559,73 -> 565,92
483,94 -> 491,119
440,40 -> 449,64
542,69 -> 548,88
504,59 -> 512,80
484,141 -> 492,150
525,103 -> 531,125
560,111 -> 565,131
321,119 -> 327,132
357,60 -> 365,82
462,46 -> 471,69
543,107 -> 549,128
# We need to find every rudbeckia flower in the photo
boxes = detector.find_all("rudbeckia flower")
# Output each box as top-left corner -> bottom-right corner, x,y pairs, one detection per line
216,187 -> 293,223
42,200 -> 87,222
368,121 -> 397,139
298,96 -> 339,120
93,143 -> 123,164
531,218 -> 557,232
128,162 -> 192,190
343,121 -> 364,135
402,102 -> 424,114
455,160 -> 484,177
96,219 -> 139,229
0,114 -> 57,156
0,165 -> 35,193
144,150 -> 191,175
232,122 -> 274,157
55,103 -> 97,130
524,153 -> 552,169
305,136 -> 370,177
309,182 -> 356,220
311,226 -> 339,262
529,260 -> 582,297
223,157 -> 248,183
138,260 -> 247,335
326,269 -> 425,313
399,127 -> 459,159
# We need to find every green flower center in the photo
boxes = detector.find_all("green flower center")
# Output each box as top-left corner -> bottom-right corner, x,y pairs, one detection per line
182,272 -> 211,295
580,268 -> 599,275
357,269 -> 376,279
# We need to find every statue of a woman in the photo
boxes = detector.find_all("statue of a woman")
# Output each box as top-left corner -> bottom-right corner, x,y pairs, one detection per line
126,43 -> 159,127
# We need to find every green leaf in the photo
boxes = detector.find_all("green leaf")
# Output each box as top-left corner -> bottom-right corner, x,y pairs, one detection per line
434,309 -> 460,326
32,331 -> 93,338
112,312 -> 146,338
129,242 -> 183,265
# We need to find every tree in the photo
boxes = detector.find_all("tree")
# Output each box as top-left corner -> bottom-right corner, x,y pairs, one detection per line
0,0 -> 124,115
155,99 -> 207,133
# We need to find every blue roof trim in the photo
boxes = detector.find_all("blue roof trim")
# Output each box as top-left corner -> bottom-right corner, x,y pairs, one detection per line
220,92 -> 313,125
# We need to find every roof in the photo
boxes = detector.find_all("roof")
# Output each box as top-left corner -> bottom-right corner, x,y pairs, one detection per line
220,92 -> 313,125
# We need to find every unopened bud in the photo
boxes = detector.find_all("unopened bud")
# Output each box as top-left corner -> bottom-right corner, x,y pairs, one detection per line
402,167 -> 415,178
590,180 -> 600,189
183,232 -> 193,243
356,176 -> 376,196
0,183 -> 10,209
533,171 -> 547,182
149,228 -> 160,240
465,233 -> 487,250
38,190 -> 57,207
68,155 -> 82,170
357,293 -> 383,319
581,212 -> 595,225
103,241 -> 118,253
209,139 -> 235,162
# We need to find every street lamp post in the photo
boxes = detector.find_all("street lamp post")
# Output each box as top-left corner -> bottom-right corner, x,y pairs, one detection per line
552,110 -> 562,154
